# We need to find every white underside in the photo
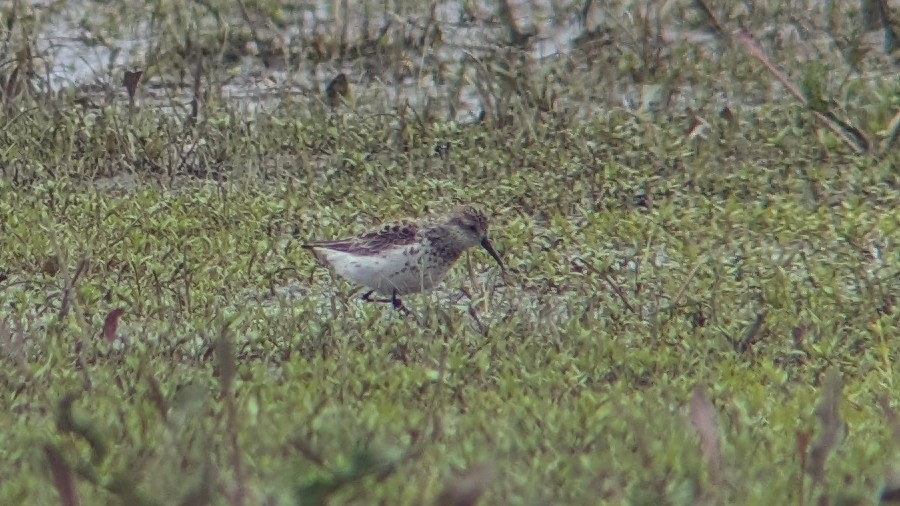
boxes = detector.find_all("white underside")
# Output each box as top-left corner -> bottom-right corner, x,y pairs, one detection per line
314,247 -> 449,295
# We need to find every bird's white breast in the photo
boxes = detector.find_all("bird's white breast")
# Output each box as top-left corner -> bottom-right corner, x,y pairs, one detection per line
315,245 -> 450,295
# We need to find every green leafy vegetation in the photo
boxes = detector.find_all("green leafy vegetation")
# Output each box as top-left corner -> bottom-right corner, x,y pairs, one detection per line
1,0 -> 898,504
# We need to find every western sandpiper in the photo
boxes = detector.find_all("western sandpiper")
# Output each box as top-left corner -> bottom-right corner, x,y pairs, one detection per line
302,205 -> 504,311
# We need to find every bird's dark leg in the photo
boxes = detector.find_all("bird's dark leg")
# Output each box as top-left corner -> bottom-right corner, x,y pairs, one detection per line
361,290 -> 378,302
362,289 -> 404,308
360,289 -> 409,315
362,290 -> 391,303
391,291 -> 412,316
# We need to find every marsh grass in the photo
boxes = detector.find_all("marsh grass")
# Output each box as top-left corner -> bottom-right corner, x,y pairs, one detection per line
1,0 -> 899,504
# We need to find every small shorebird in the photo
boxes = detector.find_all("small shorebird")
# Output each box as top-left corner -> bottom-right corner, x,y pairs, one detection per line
302,206 -> 504,311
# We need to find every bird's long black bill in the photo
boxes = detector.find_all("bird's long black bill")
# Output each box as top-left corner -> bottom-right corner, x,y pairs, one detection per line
480,237 -> 504,270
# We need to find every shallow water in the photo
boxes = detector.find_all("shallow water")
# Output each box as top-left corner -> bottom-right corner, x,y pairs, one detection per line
10,0 -> 896,132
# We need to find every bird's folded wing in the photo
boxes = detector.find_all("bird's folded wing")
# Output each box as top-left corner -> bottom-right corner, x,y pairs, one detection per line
302,220 -> 419,256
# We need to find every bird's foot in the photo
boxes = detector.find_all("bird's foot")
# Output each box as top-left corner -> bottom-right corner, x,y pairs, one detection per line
361,290 -> 386,303
361,290 -> 410,315
390,292 -> 410,315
